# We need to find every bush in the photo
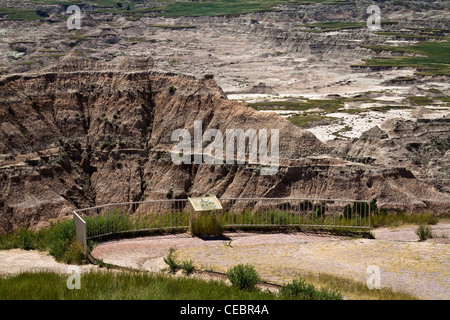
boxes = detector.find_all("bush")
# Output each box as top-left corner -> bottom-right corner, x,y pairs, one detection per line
416,224 -> 433,241
63,239 -> 87,264
279,278 -> 343,300
168,86 -> 176,95
19,230 -> 34,250
181,260 -> 195,275
227,264 -> 260,291
164,248 -> 180,273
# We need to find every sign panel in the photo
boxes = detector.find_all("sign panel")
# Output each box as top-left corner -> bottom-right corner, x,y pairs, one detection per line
188,195 -> 223,212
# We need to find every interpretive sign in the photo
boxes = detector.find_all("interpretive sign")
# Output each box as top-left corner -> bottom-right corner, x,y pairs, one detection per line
188,195 -> 223,212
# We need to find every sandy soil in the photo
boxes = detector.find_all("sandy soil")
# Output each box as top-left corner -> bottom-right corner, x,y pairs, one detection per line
0,249 -> 96,275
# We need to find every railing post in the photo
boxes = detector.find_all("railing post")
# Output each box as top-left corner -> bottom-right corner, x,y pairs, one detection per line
189,205 -> 193,234
73,211 -> 87,254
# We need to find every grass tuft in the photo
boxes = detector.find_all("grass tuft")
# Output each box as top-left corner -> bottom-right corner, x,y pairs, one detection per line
415,224 -> 434,241
280,278 -> 343,300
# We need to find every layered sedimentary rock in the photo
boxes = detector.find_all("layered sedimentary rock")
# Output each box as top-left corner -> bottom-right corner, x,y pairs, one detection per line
0,56 -> 448,233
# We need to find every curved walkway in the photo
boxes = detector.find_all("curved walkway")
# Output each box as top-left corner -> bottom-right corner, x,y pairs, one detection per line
90,224 -> 450,300
1,224 -> 449,300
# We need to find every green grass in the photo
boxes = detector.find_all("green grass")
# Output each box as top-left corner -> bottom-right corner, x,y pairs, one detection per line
287,114 -> 339,128
300,271 -> 418,300
375,32 -> 447,41
342,105 -> 414,114
370,212 -> 439,229
84,209 -> 190,238
72,0 -> 347,18
301,21 -> 367,33
361,39 -> 450,76
332,125 -> 352,139
0,8 -> 42,21
300,21 -> 398,33
157,0 -> 347,18
190,212 -> 224,236
0,219 -> 86,264
248,98 -> 344,113
0,271 -> 279,300
280,278 -> 342,300
407,96 -> 435,106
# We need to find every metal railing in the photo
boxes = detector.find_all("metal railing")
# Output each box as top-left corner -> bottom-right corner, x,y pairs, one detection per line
73,197 -> 371,252
219,198 -> 371,230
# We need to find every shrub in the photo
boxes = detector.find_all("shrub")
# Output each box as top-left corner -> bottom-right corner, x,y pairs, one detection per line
226,264 -> 260,291
279,278 -> 343,300
164,248 -> 180,273
19,230 -> 34,250
416,224 -> 433,241
63,238 -> 87,264
181,260 -> 195,275
166,188 -> 173,199
168,86 -> 176,95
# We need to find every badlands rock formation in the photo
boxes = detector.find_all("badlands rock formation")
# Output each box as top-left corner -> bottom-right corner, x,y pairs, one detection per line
0,55 -> 449,233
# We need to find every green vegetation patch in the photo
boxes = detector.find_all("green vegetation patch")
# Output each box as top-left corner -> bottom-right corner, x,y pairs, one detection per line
287,114 -> 339,128
0,219 -> 86,264
370,211 -> 439,229
301,21 -> 367,33
248,98 -> 344,113
361,39 -> 450,76
0,8 -> 42,21
156,0 -> 348,18
0,271 -> 278,300
406,95 -> 435,106
375,32 -> 446,41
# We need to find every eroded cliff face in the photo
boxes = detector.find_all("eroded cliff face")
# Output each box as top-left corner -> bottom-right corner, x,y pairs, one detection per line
0,56 -> 448,233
